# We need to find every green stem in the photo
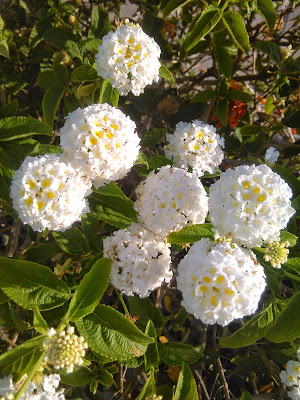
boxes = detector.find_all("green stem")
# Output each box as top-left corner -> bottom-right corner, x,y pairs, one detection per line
113,287 -> 130,316
284,270 -> 300,283
57,309 -> 70,332
14,351 -> 45,400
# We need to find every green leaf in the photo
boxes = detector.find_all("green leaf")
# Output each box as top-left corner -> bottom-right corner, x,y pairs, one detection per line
223,11 -> 250,53
71,65 -> 98,82
89,6 -> 111,39
216,98 -> 229,126
141,128 -> 167,148
265,292 -> 300,343
0,303 -> 14,328
64,94 -> 81,113
174,363 -> 198,400
253,40 -> 281,63
227,90 -> 252,102
0,100 -> 18,119
59,366 -> 93,386
42,86 -> 65,128
76,304 -> 154,362
0,257 -> 71,311
0,117 -> 52,141
162,0 -> 193,17
69,258 -> 111,322
99,80 -> 119,107
20,244 -> 59,263
37,71 -> 55,90
128,296 -> 164,330
0,141 -> 25,171
27,143 -> 62,158
292,196 -> 300,210
271,164 -> 300,197
0,335 -> 46,381
182,7 -> 222,53
191,89 -> 216,103
257,0 -> 276,34
158,342 -> 204,367
89,182 -> 138,229
43,27 -> 78,50
280,231 -> 298,247
0,166 -> 13,204
167,223 -> 214,244
0,289 -> 9,304
84,38 -> 102,53
283,258 -> 300,274
77,83 -> 95,97
282,111 -> 300,129
0,39 -> 9,58
240,392 -> 253,400
214,45 -> 232,78
220,303 -> 274,348
136,369 -> 156,400
159,63 -> 176,86
81,213 -> 100,251
144,320 -> 159,370
95,369 -> 114,386
235,125 -> 262,136
33,306 -> 48,335
52,227 -> 90,255
53,63 -> 69,87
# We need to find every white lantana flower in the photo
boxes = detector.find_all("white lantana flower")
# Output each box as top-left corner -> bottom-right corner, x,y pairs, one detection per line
96,20 -> 161,96
265,147 -> 279,164
208,164 -> 295,247
44,327 -> 88,373
165,120 -> 224,177
177,238 -> 266,326
10,154 -> 91,232
0,374 -> 64,400
134,166 -> 208,238
103,223 -> 172,297
280,356 -> 300,400
59,104 -> 140,188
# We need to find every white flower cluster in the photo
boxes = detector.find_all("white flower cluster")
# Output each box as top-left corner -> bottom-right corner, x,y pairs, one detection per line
177,238 -> 266,326
10,154 -> 91,232
265,146 -> 279,164
280,350 -> 300,400
96,20 -> 161,96
209,164 -> 295,247
103,223 -> 172,297
0,374 -> 64,400
59,103 -> 140,188
165,120 -> 225,177
134,166 -> 208,238
44,327 -> 88,373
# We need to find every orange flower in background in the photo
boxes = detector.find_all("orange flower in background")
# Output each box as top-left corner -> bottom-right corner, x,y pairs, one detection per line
209,80 -> 247,127
163,18 -> 175,38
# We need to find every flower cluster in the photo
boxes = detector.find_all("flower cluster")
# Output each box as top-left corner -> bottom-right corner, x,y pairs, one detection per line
96,20 -> 161,96
177,238 -> 266,326
264,240 -> 290,268
134,166 -> 208,238
44,327 -> 88,373
59,103 -> 140,188
165,120 -> 225,177
10,154 -> 91,232
280,350 -> 300,400
103,223 -> 172,297
0,374 -> 64,400
208,164 -> 295,247
265,146 -> 280,164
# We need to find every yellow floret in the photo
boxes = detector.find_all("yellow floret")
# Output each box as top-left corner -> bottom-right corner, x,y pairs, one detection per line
25,197 -> 33,206
242,181 -> 250,189
41,178 -> 51,188
257,194 -> 266,202
203,276 -> 212,283
37,201 -> 45,210
90,137 -> 98,146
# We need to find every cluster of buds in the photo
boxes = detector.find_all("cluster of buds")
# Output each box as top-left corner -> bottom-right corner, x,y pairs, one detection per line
44,327 -> 88,373
263,240 -> 290,268
145,396 -> 163,400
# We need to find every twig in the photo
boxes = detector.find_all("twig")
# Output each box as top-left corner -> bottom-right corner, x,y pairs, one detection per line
195,370 -> 210,400
212,324 -> 231,400
0,328 -> 17,348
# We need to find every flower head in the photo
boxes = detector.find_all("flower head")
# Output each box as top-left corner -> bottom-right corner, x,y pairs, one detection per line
59,104 -> 140,188
44,327 -> 88,373
263,240 -> 289,268
103,223 -> 172,297
265,147 -> 279,164
96,20 -> 161,96
280,354 -> 300,400
177,238 -> 266,326
134,166 -> 208,238
209,164 -> 295,247
10,154 -> 91,232
165,120 -> 224,177
0,374 -> 64,400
